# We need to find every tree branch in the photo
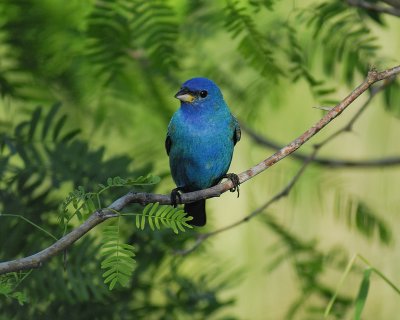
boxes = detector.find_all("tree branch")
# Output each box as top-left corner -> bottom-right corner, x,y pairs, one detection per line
381,0 -> 400,9
242,77 -> 400,168
347,0 -> 400,17
244,124 -> 400,168
0,66 -> 399,275
176,68 -> 400,255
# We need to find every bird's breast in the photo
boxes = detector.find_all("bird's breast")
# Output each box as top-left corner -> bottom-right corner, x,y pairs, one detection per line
169,115 -> 234,191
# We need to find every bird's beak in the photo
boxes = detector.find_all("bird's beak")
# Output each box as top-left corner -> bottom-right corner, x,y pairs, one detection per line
174,88 -> 195,103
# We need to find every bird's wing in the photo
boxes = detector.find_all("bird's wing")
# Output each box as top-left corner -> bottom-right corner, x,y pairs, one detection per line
232,116 -> 241,146
165,134 -> 172,156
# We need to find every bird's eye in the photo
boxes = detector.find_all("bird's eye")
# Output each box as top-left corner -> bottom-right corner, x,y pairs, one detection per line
199,90 -> 208,98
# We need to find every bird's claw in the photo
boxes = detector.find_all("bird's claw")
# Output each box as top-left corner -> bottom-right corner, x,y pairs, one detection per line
170,187 -> 182,207
224,173 -> 240,198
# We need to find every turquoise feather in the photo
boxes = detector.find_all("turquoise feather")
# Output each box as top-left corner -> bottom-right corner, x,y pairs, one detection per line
166,77 -> 240,226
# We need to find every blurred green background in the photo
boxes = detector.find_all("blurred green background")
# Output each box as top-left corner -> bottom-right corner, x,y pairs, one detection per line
1,0 -> 400,319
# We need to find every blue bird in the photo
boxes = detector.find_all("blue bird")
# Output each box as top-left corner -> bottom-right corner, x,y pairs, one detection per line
166,77 -> 241,226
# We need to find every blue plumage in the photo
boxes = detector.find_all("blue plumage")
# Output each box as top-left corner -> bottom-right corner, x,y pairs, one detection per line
166,77 -> 240,226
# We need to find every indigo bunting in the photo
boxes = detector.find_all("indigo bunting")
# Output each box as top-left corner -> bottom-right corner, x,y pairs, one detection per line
166,77 -> 241,226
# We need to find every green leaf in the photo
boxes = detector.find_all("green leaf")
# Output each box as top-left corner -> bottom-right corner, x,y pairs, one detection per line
42,102 -> 62,139
52,114 -> 67,142
0,273 -> 29,305
135,214 -> 140,229
354,268 -> 371,320
100,225 -> 136,290
28,107 -> 42,141
225,1 -> 282,80
384,80 -> 400,117
60,129 -> 81,143
107,177 -> 113,186
148,214 -> 154,230
148,202 -> 159,216
135,203 -> 192,233
354,202 -> 391,245
140,211 -> 146,230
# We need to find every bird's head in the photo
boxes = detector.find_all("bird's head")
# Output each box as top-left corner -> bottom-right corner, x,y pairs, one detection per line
174,77 -> 223,106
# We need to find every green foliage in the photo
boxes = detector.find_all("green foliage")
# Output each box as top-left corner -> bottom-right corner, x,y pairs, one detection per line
303,1 -> 379,85
59,175 -> 160,233
354,268 -> 371,320
284,24 -> 340,106
1,0 -> 399,318
0,103 -> 234,319
86,0 -> 179,88
130,0 -> 179,74
59,185 -> 97,228
336,198 -> 392,245
248,0 -> 276,11
0,272 -> 29,305
262,214 -> 353,319
225,1 -> 282,80
383,79 -> 400,117
0,102 -> 80,176
135,203 -> 193,234
325,254 -> 400,319
352,202 -> 391,244
0,0 -> 88,101
86,0 -> 136,83
100,225 -> 136,290
98,202 -> 192,290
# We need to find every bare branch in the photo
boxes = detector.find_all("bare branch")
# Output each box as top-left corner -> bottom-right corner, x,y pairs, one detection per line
381,0 -> 400,9
243,78 -> 400,168
0,194 -> 136,274
347,0 -> 400,17
244,125 -> 400,168
0,65 -> 399,275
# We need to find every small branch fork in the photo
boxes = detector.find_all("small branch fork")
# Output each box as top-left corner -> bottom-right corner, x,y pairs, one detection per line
243,76 -> 400,168
244,123 -> 400,168
0,66 -> 399,275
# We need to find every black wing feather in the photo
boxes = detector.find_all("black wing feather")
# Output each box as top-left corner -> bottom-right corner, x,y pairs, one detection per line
165,135 -> 172,156
233,117 -> 241,146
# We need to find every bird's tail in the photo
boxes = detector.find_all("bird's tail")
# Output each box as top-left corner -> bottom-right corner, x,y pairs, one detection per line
184,199 -> 206,226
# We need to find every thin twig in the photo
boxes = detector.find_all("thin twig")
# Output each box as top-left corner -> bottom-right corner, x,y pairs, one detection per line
243,79 -> 400,168
347,0 -> 400,17
381,0 -> 400,10
315,79 -> 388,148
245,124 -> 400,168
0,65 -> 399,275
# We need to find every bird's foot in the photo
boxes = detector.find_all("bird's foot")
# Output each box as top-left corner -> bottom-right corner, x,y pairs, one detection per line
170,187 -> 183,207
224,173 -> 240,198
